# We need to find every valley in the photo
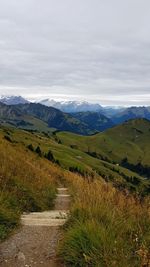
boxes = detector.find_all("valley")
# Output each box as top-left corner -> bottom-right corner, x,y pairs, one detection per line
0,120 -> 150,196
0,102 -> 150,266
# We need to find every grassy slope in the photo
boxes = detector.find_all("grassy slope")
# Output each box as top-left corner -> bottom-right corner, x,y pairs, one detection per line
0,130 -> 66,240
57,119 -> 150,166
59,173 -> 150,267
0,113 -> 56,133
1,126 -> 149,194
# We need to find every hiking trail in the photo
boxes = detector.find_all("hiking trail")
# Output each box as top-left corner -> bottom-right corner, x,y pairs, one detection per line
0,187 -> 70,267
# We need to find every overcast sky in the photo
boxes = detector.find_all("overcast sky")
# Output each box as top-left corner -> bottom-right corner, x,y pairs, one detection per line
0,0 -> 150,105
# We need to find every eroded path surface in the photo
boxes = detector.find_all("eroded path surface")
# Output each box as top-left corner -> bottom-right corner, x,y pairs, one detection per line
0,187 -> 70,267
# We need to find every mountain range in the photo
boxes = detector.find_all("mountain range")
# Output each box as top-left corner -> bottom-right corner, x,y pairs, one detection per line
0,95 -> 150,134
39,99 -> 104,113
0,102 -> 113,135
0,95 -> 124,116
39,98 -> 126,117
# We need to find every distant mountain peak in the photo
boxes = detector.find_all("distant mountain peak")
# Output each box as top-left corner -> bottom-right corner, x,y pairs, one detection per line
0,95 -> 29,105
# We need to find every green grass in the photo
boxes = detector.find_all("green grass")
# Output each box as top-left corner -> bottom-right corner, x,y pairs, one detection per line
57,119 -> 150,166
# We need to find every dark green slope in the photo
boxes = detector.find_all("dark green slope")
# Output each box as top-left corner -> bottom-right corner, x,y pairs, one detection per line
17,103 -> 91,134
71,111 -> 114,131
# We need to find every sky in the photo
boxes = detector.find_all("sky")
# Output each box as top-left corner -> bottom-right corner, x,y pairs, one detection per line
0,0 -> 150,105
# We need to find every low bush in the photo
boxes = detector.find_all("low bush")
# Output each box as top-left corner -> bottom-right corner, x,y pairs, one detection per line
0,204 -> 19,240
27,143 -> 34,151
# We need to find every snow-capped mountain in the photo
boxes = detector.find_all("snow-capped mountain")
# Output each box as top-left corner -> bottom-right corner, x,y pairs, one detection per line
39,99 -> 103,113
0,95 -> 29,105
0,95 -> 125,117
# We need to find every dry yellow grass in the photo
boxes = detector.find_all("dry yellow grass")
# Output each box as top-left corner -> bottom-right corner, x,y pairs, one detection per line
60,173 -> 150,267
0,137 -> 63,240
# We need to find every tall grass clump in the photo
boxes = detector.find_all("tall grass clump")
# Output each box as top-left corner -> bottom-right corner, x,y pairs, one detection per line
59,173 -> 150,267
0,137 -> 63,240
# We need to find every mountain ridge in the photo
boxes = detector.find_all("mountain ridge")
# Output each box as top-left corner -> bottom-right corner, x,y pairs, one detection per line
71,111 -> 114,132
112,106 -> 150,124
1,96 -> 150,134
0,102 -> 92,135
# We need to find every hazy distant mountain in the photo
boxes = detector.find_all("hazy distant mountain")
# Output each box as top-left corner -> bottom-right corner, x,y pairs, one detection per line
0,95 -> 29,105
72,111 -> 114,132
113,106 -> 150,124
39,99 -> 103,113
102,106 -> 126,118
39,99 -> 126,118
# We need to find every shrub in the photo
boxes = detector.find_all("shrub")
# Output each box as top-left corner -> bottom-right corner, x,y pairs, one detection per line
44,150 -> 60,166
4,135 -> 12,143
45,150 -> 54,162
0,204 -> 19,240
35,145 -> 42,156
27,144 -> 34,151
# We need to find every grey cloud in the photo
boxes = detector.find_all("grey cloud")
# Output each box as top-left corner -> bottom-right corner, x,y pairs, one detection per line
0,0 -> 150,105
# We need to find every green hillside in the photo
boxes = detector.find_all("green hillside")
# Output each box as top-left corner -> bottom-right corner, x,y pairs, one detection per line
57,118 -> 150,167
1,122 -> 150,195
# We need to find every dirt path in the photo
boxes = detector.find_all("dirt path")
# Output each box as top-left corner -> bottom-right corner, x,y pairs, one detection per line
0,187 -> 70,267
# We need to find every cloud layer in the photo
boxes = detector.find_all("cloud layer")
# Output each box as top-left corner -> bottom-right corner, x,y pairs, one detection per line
0,0 -> 150,105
